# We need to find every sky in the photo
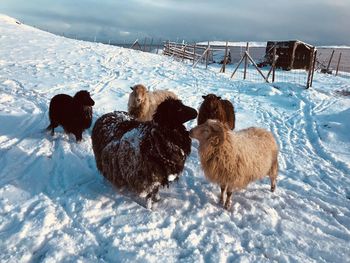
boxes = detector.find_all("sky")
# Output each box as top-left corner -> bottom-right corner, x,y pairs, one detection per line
1,0 -> 349,45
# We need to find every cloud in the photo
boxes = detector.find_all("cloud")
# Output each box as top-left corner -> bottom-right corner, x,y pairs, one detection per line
0,0 -> 349,45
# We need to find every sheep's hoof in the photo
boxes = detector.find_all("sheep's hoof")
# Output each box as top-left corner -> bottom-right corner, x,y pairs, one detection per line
224,201 -> 232,210
271,185 -> 276,192
152,192 -> 161,203
219,197 -> 225,206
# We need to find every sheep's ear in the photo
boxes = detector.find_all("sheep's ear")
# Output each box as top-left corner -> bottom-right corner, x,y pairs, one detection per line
202,95 -> 207,99
130,86 -> 134,91
218,96 -> 222,100
210,136 -> 221,146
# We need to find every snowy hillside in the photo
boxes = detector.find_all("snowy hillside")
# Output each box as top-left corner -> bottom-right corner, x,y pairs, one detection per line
1,14 -> 350,262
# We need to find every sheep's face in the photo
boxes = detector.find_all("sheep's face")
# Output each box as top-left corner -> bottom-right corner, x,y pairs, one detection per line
202,93 -> 221,106
153,98 -> 197,127
190,119 -> 227,146
130,84 -> 148,107
74,90 -> 95,106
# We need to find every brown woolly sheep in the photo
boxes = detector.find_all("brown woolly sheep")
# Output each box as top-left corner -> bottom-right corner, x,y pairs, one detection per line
47,90 -> 95,142
127,84 -> 178,121
190,119 -> 278,210
198,94 -> 235,130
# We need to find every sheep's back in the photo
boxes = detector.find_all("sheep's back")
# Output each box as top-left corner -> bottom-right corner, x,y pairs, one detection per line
201,127 -> 278,190
91,112 -> 137,172
228,128 -> 277,186
221,100 -> 235,129
197,100 -> 227,127
92,111 -> 191,194
49,94 -> 74,124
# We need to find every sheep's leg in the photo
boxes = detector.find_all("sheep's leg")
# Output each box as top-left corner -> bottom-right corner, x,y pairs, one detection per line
145,186 -> 160,209
224,189 -> 233,210
151,186 -> 160,202
269,158 -> 278,192
219,185 -> 227,205
46,123 -> 57,136
74,131 -> 83,142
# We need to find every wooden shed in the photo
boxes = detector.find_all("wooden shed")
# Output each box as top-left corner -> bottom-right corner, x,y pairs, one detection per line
262,40 -> 315,70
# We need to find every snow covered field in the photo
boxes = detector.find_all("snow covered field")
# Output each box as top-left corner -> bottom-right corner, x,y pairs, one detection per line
1,15 -> 350,262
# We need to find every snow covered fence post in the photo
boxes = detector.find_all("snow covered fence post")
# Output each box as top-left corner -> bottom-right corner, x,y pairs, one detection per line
310,49 -> 317,87
220,41 -> 229,73
193,43 -> 196,65
244,42 -> 249,80
307,47 -> 316,89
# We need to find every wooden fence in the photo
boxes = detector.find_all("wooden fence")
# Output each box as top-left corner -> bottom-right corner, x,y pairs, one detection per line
162,41 -> 317,89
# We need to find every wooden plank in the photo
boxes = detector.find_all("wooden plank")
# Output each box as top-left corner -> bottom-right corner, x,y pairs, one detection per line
290,41 -> 298,69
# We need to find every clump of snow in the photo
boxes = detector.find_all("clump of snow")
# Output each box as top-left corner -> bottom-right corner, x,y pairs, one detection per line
1,14 -> 350,262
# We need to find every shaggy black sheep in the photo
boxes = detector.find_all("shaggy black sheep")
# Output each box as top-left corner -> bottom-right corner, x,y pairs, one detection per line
198,94 -> 235,130
91,98 -> 197,207
47,90 -> 95,141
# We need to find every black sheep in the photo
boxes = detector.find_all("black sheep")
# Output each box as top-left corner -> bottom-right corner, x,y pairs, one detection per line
91,98 -> 197,207
47,90 -> 95,141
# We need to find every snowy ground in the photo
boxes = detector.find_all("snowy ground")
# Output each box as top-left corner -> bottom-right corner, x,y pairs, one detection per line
1,14 -> 350,263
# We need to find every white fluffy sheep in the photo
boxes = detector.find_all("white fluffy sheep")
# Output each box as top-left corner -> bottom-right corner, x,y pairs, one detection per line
190,119 -> 279,209
127,84 -> 178,121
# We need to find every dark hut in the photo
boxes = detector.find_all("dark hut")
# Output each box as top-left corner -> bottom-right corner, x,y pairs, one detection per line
261,40 -> 315,70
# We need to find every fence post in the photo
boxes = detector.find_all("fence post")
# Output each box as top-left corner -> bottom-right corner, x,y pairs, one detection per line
310,49 -> 317,87
326,50 -> 335,72
306,47 -> 316,89
193,44 -> 197,65
221,41 -> 228,73
336,52 -> 342,76
182,44 -> 187,62
205,41 -> 210,69
243,42 -> 249,80
272,44 -> 276,82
